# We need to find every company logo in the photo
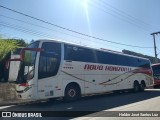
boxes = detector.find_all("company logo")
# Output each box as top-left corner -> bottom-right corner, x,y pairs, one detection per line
1,112 -> 42,117
2,112 -> 11,117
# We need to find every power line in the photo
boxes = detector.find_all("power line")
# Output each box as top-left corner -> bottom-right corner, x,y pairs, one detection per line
100,0 -> 159,30
0,21 -> 56,39
0,14 -> 152,50
0,5 -> 153,48
0,19 -> 123,49
82,0 -> 156,32
0,15 -> 107,46
0,21 -> 126,51
1,20 -> 155,57
0,14 -> 92,42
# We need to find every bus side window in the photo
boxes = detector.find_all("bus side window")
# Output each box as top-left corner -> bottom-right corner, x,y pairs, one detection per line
64,45 -> 96,63
38,42 -> 61,79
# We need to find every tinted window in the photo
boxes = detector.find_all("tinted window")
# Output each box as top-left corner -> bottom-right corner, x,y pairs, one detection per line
152,65 -> 160,80
152,65 -> 160,75
38,42 -> 61,79
117,56 -> 137,67
96,51 -> 116,65
137,59 -> 150,68
64,44 -> 150,68
64,45 -> 96,63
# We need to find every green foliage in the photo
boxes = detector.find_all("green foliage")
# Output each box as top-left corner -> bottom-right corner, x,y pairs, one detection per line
0,38 -> 28,61
0,38 -> 28,81
0,39 -> 18,61
11,39 -> 28,47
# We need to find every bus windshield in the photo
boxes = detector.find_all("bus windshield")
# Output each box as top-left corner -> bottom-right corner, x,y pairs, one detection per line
152,65 -> 160,79
17,41 -> 39,83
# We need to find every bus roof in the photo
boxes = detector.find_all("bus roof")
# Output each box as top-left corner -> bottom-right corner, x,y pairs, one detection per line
35,39 -> 150,61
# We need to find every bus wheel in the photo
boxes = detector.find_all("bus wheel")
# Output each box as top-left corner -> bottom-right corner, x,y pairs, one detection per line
140,82 -> 145,92
133,82 -> 140,92
64,85 -> 80,102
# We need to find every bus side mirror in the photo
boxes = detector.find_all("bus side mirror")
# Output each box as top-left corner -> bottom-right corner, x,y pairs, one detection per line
20,48 -> 43,61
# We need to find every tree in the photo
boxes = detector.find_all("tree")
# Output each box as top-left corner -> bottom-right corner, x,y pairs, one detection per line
0,39 -> 18,61
0,38 -> 28,81
30,39 -> 34,44
14,39 -> 28,47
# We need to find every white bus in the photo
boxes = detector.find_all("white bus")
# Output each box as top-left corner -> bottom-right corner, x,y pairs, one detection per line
12,39 -> 153,101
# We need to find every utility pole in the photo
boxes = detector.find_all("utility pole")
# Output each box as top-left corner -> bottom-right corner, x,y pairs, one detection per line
151,31 -> 160,63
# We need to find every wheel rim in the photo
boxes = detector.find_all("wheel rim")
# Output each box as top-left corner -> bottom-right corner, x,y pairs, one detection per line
68,89 -> 76,97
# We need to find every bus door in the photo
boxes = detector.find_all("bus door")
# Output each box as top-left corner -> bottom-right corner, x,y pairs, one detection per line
38,42 -> 61,99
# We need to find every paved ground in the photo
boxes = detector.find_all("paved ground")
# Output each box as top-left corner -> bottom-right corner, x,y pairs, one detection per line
73,89 -> 160,120
0,89 -> 160,120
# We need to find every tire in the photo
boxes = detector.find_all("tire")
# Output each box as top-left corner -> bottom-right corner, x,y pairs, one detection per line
64,85 -> 80,102
133,82 -> 140,92
140,83 -> 145,92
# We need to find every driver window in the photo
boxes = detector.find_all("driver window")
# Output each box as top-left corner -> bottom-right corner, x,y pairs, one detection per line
38,42 -> 61,79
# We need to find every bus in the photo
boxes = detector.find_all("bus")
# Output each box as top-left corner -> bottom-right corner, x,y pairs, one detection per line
152,63 -> 160,87
10,39 -> 153,102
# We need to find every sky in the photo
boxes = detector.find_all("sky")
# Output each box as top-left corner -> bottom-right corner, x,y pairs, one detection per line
0,0 -> 160,57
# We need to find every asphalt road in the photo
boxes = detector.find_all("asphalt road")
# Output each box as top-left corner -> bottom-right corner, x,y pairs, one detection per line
0,88 -> 160,120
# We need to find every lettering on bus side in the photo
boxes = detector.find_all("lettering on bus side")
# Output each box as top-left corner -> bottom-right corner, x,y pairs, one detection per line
105,66 -> 132,72
84,64 -> 132,72
84,64 -> 103,70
